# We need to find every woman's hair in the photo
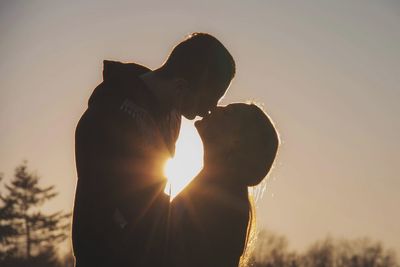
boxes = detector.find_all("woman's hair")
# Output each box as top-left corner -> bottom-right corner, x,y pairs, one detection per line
240,195 -> 257,267
213,103 -> 279,266
228,103 -> 279,266
228,103 -> 279,186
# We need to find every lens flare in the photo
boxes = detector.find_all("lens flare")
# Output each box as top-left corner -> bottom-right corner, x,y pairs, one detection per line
164,118 -> 204,199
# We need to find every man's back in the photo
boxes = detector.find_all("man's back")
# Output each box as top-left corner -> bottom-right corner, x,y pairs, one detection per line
73,61 -> 179,266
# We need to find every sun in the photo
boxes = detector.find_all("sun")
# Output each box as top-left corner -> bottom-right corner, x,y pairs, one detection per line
164,118 -> 204,199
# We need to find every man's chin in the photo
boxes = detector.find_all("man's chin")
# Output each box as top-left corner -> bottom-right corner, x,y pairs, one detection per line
182,113 -> 196,120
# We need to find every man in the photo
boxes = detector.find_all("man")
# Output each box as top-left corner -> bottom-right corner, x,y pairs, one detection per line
72,33 -> 235,267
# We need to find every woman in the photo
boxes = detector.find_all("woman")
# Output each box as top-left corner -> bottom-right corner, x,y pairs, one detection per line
170,103 -> 279,267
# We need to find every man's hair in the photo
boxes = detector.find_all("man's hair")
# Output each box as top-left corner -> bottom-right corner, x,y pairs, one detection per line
230,103 -> 279,186
162,33 -> 236,96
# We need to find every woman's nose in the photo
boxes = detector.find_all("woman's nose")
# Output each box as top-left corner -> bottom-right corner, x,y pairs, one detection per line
210,106 -> 224,114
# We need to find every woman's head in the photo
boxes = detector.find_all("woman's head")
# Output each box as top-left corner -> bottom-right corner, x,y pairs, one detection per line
195,103 -> 279,186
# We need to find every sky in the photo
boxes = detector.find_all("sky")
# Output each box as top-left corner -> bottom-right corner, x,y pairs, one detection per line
0,0 -> 399,255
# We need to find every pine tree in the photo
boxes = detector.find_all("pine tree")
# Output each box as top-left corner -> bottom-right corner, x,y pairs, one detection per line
0,161 -> 71,260
0,173 -> 20,259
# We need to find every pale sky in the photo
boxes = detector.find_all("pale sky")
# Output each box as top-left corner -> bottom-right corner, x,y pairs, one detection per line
1,0 -> 399,255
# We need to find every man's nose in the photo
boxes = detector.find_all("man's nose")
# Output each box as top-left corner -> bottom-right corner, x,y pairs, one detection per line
209,106 -> 223,114
201,106 -> 216,117
200,110 -> 211,118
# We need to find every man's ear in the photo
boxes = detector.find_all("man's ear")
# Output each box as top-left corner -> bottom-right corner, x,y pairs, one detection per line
174,78 -> 189,94
171,78 -> 189,107
173,78 -> 192,104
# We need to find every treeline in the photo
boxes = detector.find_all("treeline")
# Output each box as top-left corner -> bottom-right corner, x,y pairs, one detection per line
249,230 -> 399,267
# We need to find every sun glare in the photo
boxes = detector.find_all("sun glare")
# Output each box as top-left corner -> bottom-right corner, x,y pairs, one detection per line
164,118 -> 204,199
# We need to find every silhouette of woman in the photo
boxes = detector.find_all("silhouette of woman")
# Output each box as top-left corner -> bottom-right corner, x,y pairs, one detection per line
170,103 -> 279,267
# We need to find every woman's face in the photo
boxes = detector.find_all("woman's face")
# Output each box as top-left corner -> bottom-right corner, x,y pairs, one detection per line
195,104 -> 244,158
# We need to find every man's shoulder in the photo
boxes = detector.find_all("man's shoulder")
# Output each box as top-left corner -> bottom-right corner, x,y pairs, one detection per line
102,60 -> 151,81
88,60 -> 151,108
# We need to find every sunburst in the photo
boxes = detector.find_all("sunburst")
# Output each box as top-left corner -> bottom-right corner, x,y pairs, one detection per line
164,118 -> 203,199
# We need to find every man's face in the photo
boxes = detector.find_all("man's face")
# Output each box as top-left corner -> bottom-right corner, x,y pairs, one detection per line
180,84 -> 224,120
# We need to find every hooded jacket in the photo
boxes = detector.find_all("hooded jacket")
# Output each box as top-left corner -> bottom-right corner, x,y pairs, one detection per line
72,60 -> 180,267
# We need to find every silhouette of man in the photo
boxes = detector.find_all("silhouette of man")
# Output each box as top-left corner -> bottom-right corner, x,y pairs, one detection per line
72,33 -> 235,267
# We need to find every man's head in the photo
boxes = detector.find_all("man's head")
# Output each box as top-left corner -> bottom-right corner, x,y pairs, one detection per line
196,103 -> 279,186
159,33 -> 236,119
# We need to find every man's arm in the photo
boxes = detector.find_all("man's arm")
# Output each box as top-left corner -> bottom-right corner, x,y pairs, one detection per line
73,97 -> 170,264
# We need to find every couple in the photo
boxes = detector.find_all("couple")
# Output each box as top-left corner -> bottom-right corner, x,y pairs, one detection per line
72,33 -> 279,267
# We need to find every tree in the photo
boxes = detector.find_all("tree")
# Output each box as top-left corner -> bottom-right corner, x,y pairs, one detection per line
250,230 -> 399,267
301,237 -> 399,267
0,161 -> 70,261
0,173 -> 19,259
250,229 -> 298,267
